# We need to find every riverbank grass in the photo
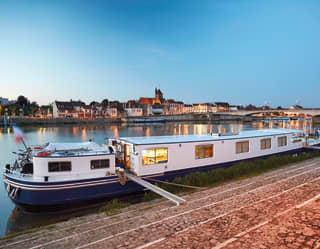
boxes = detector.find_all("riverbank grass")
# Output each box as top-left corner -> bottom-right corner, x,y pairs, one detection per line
143,151 -> 320,201
98,199 -> 129,216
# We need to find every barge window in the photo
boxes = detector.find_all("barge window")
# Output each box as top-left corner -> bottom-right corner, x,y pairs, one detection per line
260,138 -> 272,150
91,159 -> 110,169
195,144 -> 213,159
142,148 -> 168,165
236,141 -> 249,154
278,136 -> 287,147
48,161 -> 72,172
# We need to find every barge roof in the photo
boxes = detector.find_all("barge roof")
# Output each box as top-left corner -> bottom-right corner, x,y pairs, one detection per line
120,129 -> 303,145
33,142 -> 112,157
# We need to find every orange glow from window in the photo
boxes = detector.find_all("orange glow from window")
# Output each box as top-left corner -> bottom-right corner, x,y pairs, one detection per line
113,127 -> 119,137
82,129 -> 87,140
184,124 -> 189,135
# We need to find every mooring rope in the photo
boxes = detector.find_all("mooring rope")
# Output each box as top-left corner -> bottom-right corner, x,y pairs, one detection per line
117,171 -> 127,185
144,178 -> 207,190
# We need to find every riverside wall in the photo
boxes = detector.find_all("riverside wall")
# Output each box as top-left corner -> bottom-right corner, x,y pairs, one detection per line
160,113 -> 247,122
0,117 -> 121,127
0,114 -> 284,127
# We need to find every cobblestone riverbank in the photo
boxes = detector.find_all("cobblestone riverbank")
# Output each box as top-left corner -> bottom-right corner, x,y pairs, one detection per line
1,158 -> 320,249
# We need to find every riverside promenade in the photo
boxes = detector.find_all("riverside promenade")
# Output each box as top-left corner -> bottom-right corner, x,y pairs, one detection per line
1,158 -> 320,249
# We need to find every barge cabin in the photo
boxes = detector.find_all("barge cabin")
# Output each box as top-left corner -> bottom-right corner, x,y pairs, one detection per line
110,129 -> 304,177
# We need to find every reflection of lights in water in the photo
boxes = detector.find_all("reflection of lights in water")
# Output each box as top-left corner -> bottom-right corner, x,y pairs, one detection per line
209,124 -> 213,134
82,129 -> 87,140
254,122 -> 263,130
269,122 -> 273,129
282,121 -> 286,129
38,128 -> 42,135
184,124 -> 189,135
218,124 -> 223,133
178,124 -> 181,135
238,123 -> 243,132
194,124 -> 207,135
193,125 -> 196,135
132,127 -> 143,132
72,127 -> 78,135
173,128 -> 177,136
113,127 -> 119,137
303,120 -> 307,134
145,127 -> 150,137
251,122 -> 258,128
290,120 -> 294,129
196,125 -> 201,135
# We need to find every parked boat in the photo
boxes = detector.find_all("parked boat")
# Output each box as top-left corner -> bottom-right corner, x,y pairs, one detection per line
3,129 -> 318,206
272,117 -> 290,121
121,117 -> 165,123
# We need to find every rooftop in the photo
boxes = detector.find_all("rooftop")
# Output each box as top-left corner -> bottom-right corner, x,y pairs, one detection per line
119,129 -> 303,145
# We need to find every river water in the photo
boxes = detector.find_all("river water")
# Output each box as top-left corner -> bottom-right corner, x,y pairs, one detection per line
0,120 -> 318,237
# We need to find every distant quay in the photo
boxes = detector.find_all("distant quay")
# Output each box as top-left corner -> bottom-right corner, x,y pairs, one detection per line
0,114 -> 258,127
1,113 -> 319,127
0,117 -> 121,127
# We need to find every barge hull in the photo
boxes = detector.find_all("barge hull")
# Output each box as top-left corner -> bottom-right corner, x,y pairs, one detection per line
3,147 -> 311,207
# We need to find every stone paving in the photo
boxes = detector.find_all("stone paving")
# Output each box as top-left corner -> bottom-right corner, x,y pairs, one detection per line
1,158 -> 320,249
223,197 -> 320,249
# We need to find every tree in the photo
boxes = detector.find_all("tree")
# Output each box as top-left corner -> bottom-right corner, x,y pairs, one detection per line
245,104 -> 257,110
101,99 -> 109,107
31,101 -> 38,107
89,101 -> 99,106
41,105 -> 53,112
17,95 -> 29,106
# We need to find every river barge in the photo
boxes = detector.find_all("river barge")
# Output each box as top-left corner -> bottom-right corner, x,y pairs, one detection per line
2,129 -> 317,206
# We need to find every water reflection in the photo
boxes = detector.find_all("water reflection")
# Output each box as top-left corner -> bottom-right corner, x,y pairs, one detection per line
0,119 -> 319,237
113,127 -> 119,138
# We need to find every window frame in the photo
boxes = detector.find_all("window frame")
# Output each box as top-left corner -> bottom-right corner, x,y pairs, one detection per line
90,159 -> 110,170
260,138 -> 272,150
278,136 -> 287,147
142,147 -> 168,166
236,140 -> 250,154
195,144 -> 214,160
48,161 -> 72,172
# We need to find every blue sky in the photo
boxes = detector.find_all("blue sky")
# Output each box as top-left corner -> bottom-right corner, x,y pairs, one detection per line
0,0 -> 319,107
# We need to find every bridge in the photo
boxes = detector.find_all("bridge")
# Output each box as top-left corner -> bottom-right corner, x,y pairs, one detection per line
217,109 -> 320,117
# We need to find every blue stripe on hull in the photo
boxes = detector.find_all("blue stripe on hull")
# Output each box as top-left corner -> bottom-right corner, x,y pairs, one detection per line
3,181 -> 145,206
3,147 -> 308,206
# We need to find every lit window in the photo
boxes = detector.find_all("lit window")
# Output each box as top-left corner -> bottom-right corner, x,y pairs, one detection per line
195,144 -> 213,159
91,159 -> 110,169
278,136 -> 287,147
236,141 -> 249,154
142,148 -> 168,165
260,138 -> 271,150
48,161 -> 72,172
